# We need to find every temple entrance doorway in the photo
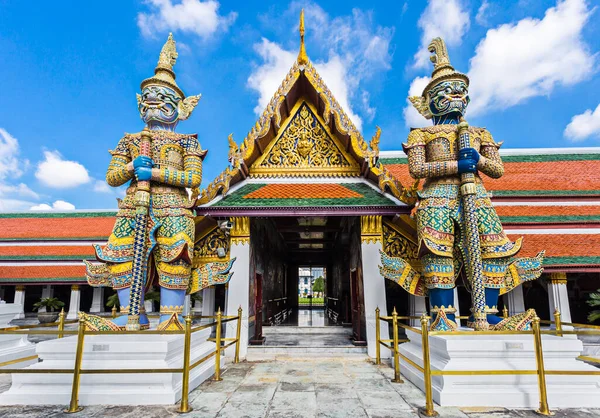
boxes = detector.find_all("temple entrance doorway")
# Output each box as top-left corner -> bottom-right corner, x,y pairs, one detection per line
247,216 -> 367,355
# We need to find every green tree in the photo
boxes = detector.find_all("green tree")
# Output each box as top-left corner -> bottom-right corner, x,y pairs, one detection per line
588,290 -> 600,323
313,276 -> 324,296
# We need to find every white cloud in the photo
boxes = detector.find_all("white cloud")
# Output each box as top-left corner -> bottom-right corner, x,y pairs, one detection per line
30,200 -> 76,211
137,0 -> 237,39
467,0 -> 595,116
0,128 -> 28,180
564,103 -> 600,141
403,76 -> 431,127
247,4 -> 394,131
476,1 -> 494,26
0,183 -> 39,200
413,0 -> 470,69
36,151 -> 90,189
93,180 -> 112,193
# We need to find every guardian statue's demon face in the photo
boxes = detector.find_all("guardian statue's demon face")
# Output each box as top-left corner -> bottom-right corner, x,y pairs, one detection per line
428,80 -> 470,120
138,85 -> 182,129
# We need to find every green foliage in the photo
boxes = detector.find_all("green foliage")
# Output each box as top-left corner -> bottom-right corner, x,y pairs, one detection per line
190,292 -> 202,302
106,292 -> 120,309
313,277 -> 325,293
298,297 -> 324,305
33,297 -> 65,312
588,291 -> 600,323
145,288 -> 161,304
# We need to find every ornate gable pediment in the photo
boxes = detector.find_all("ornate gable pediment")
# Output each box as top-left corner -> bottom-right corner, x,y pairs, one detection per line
250,101 -> 361,177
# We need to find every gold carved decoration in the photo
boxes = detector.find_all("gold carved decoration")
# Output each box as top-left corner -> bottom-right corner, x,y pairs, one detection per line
196,166 -> 237,205
230,217 -> 250,245
376,165 -> 420,206
549,272 -> 568,285
251,101 -> 360,177
382,221 -> 419,261
193,226 -> 230,264
361,215 -> 382,244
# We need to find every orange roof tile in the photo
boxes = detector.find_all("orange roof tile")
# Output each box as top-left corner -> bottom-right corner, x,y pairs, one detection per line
0,265 -> 86,280
496,205 -> 600,217
508,233 -> 600,258
243,184 -> 363,199
0,245 -> 96,259
0,216 -> 115,240
383,159 -> 600,195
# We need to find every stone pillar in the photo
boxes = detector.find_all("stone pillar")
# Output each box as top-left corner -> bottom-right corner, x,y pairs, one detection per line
144,300 -> 154,314
360,216 -> 391,359
452,287 -> 461,327
225,217 -> 250,358
201,287 -> 215,318
90,287 -> 104,313
0,286 -> 4,301
13,286 -> 25,320
41,285 -> 53,300
183,294 -> 191,316
548,272 -> 572,324
409,294 -> 427,327
67,285 -> 81,320
503,285 -> 526,315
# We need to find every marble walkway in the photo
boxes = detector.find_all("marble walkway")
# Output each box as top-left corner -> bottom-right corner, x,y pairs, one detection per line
0,357 -> 599,417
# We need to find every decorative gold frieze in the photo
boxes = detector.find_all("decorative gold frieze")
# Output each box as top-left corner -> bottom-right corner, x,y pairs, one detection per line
250,101 -> 360,177
230,217 -> 250,245
194,226 -> 230,264
361,215 -> 382,244
382,221 -> 419,260
549,272 -> 568,285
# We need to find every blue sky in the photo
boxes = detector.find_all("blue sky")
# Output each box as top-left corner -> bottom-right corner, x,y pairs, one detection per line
0,0 -> 599,211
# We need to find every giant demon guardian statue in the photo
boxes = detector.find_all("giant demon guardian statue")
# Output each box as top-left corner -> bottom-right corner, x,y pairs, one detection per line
380,38 -> 545,331
83,34 -> 235,331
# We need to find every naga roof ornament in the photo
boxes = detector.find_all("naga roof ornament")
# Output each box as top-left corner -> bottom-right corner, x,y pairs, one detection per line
409,37 -> 470,119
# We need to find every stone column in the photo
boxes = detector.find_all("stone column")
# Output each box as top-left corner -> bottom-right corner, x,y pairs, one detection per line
453,287 -> 461,327
41,285 -> 53,300
225,217 -> 250,358
0,286 -> 5,301
409,294 -> 427,327
360,216 -> 391,359
183,294 -> 192,316
67,285 -> 81,320
201,287 -> 215,319
503,285 -> 526,315
13,286 -> 25,320
90,287 -> 104,313
144,300 -> 154,314
548,272 -> 572,324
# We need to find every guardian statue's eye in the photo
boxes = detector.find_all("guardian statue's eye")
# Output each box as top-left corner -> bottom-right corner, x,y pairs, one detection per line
445,87 -> 452,94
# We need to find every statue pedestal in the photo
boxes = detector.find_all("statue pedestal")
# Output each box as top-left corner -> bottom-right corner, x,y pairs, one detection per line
0,303 -> 36,369
400,328 -> 600,409
0,327 -> 222,405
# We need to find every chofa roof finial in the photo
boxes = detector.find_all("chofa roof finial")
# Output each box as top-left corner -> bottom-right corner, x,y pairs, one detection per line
297,9 -> 308,65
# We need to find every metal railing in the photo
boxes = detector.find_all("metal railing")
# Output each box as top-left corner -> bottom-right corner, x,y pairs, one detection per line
375,307 -> 600,417
0,307 -> 243,414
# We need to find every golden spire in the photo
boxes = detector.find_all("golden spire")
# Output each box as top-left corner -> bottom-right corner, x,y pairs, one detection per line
141,32 -> 184,98
297,9 -> 308,65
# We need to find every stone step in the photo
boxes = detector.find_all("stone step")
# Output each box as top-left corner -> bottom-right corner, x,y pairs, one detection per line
246,345 -> 367,360
262,326 -> 350,335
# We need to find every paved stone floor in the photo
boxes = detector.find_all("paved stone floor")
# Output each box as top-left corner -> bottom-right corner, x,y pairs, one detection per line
0,357 -> 599,417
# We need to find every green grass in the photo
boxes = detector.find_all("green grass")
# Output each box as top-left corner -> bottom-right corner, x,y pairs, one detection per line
298,297 -> 324,305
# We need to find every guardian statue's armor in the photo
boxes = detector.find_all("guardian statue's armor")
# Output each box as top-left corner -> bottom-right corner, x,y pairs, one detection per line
380,38 -> 544,331
83,34 -> 234,331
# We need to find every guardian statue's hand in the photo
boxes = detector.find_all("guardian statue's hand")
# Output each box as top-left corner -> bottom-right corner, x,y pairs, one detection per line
458,159 -> 477,174
133,156 -> 154,169
134,166 -> 153,181
459,148 -> 480,163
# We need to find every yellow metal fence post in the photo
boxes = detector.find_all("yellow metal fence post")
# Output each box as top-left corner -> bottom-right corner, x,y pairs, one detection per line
214,308 -> 223,381
503,306 -> 508,319
58,308 -> 65,339
553,309 -> 563,337
178,314 -> 193,414
375,307 -> 381,366
65,317 -> 85,413
392,308 -> 403,383
420,314 -> 437,417
111,306 -> 117,318
234,306 -> 242,364
533,315 -> 552,416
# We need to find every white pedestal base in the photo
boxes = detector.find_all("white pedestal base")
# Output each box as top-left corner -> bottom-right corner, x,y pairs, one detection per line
0,304 -> 36,369
400,328 -> 600,409
0,327 -> 223,405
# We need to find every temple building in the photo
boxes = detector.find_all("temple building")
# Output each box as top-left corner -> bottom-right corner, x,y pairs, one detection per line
1,33 -> 599,358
